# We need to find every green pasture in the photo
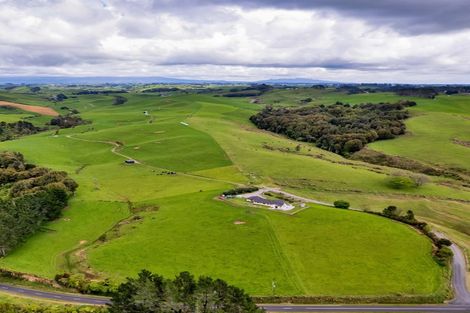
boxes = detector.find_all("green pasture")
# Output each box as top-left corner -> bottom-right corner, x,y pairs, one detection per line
0,88 -> 466,297
88,192 -> 443,296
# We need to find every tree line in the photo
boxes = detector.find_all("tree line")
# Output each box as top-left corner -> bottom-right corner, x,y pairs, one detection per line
250,101 -> 416,156
0,151 -> 77,256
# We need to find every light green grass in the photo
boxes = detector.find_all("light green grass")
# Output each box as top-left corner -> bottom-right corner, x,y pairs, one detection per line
369,109 -> 470,170
88,192 -> 442,296
0,89 -> 464,298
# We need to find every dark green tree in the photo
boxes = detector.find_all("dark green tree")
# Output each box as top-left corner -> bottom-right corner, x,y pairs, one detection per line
109,270 -> 264,313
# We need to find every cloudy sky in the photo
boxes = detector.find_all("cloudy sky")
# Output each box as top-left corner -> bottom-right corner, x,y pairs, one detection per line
1,0 -> 469,83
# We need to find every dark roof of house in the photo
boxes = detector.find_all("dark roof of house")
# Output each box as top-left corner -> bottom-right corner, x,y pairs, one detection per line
248,196 -> 285,206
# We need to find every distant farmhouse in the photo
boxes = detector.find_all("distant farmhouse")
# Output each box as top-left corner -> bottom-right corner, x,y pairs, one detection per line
247,196 -> 294,211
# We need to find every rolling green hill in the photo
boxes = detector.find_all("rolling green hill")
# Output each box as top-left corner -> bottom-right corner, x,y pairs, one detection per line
0,87 -> 467,299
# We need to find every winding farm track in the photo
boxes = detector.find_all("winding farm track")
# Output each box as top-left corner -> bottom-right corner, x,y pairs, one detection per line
0,101 -> 59,116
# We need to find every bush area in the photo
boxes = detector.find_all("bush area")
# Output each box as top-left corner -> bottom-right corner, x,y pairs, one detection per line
0,121 -> 41,142
222,186 -> 259,196
109,270 -> 263,313
250,101 -> 415,156
0,151 -> 77,256
367,206 -> 453,266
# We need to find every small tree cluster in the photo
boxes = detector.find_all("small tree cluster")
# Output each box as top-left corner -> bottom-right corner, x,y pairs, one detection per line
113,96 -> 128,105
333,200 -> 350,209
49,114 -> 88,128
49,93 -> 68,102
109,270 -> 264,313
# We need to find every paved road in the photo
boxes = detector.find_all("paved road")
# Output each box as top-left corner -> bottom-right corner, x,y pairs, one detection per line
434,232 -> 470,305
449,241 -> 470,305
1,284 -> 470,312
0,284 -> 110,305
0,186 -> 468,311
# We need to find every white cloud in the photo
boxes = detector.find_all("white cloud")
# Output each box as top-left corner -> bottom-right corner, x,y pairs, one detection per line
0,0 -> 469,83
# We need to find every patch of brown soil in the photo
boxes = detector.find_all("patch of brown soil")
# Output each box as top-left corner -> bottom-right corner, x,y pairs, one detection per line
0,101 -> 59,116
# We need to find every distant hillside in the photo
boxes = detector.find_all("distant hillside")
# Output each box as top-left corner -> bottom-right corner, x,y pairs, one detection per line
0,76 -> 341,86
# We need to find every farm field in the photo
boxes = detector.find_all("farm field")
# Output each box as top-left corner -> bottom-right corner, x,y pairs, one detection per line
0,87 -> 468,298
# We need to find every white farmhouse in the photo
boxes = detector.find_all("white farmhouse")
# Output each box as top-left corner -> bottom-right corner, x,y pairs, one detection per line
247,196 -> 294,211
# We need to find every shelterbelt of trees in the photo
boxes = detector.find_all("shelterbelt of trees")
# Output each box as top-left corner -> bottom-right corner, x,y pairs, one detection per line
250,100 -> 416,156
0,151 -> 77,256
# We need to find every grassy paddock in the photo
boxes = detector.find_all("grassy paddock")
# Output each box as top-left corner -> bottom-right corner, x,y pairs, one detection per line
0,89 -> 464,299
